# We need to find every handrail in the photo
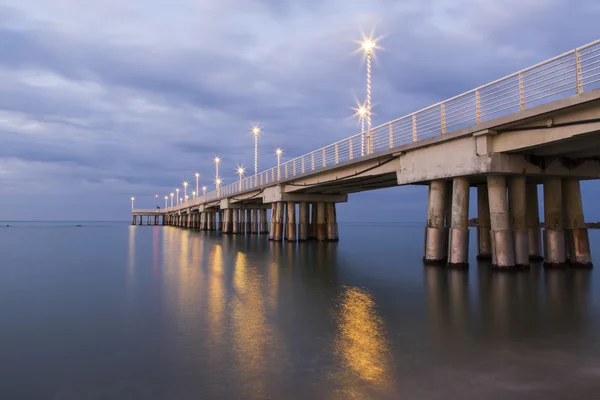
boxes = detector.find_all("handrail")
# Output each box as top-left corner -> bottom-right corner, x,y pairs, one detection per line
158,39 -> 600,213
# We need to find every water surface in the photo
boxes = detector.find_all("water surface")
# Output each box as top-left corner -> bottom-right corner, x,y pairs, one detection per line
1,222 -> 599,399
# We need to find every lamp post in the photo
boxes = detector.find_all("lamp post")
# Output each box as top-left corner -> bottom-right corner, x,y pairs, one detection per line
202,186 -> 206,196
237,166 -> 245,191
252,125 -> 260,175
183,181 -> 188,202
176,188 -> 180,205
216,178 -> 222,196
131,197 -> 135,210
358,36 -> 378,154
215,157 -> 221,191
192,191 -> 196,199
353,101 -> 367,156
164,196 -> 168,209
170,192 -> 174,207
276,148 -> 282,180
195,173 -> 199,196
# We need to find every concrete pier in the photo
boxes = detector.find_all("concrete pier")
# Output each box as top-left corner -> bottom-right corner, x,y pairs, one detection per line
563,179 -> 593,268
298,202 -> 309,241
239,208 -> 246,234
232,209 -> 240,234
260,209 -> 268,234
310,203 -> 317,240
132,215 -> 136,225
246,209 -> 252,233
285,202 -> 296,241
316,202 -> 326,242
224,209 -> 233,234
508,176 -> 529,268
326,203 -> 339,241
543,178 -> 567,268
269,203 -> 277,240
487,175 -> 516,269
447,177 -> 469,268
252,209 -> 259,234
424,180 -> 447,264
526,184 -> 543,261
273,202 -> 284,241
476,184 -> 492,260
187,213 -> 193,229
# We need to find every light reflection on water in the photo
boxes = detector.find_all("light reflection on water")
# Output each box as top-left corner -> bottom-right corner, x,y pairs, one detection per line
0,223 -> 599,398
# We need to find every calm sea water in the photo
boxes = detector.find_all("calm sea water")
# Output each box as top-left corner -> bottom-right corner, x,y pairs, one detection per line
1,221 -> 600,399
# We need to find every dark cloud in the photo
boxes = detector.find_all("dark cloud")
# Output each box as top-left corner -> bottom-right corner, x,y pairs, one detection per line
0,0 -> 599,220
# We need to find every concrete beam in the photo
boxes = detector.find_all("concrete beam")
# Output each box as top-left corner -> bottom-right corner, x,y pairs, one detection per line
263,185 -> 348,203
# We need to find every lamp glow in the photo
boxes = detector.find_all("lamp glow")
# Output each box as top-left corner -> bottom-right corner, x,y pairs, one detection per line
183,181 -> 188,202
237,166 -> 245,190
164,196 -> 168,208
356,33 -> 382,154
131,197 -> 135,210
170,192 -> 174,207
176,188 -> 180,205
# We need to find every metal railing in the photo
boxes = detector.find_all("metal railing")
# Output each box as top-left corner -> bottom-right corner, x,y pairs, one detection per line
163,39 -> 600,212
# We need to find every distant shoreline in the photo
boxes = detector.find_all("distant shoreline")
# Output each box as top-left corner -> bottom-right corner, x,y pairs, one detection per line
468,218 -> 600,229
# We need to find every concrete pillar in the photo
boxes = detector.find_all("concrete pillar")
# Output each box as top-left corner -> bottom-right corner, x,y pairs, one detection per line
239,208 -> 246,234
310,203 -> 318,240
476,184 -> 491,260
526,183 -> 543,261
206,212 -> 213,231
269,204 -> 277,240
161,215 -> 166,226
326,203 -> 339,241
188,213 -> 193,229
543,178 -> 567,268
260,209 -> 268,234
447,177 -> 469,268
232,209 -> 240,234
316,202 -> 326,242
246,209 -> 252,233
298,203 -> 309,241
252,209 -> 259,234
224,209 -> 233,234
509,176 -> 529,268
488,175 -> 516,269
563,179 -> 592,268
146,215 -> 150,225
285,202 -> 296,241
424,180 -> 447,264
154,215 -> 158,225
132,215 -> 136,225
273,202 -> 284,241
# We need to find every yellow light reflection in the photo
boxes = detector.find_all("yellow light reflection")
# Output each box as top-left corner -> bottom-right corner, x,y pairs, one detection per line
333,286 -> 392,394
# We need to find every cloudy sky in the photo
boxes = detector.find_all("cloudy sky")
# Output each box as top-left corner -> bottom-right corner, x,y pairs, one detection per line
1,0 -> 599,221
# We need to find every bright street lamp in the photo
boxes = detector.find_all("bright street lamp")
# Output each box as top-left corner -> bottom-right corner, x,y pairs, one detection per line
192,191 -> 196,199
195,172 -> 199,196
357,35 -> 380,154
176,188 -> 180,205
202,186 -> 207,195
170,192 -> 174,207
183,181 -> 188,202
352,100 -> 368,156
276,148 -> 283,180
214,157 -> 221,190
131,197 -> 135,210
164,196 -> 168,208
252,125 -> 260,175
237,166 -> 245,190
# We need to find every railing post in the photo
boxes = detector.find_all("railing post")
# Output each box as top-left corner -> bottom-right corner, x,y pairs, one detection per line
335,143 -> 339,163
322,148 -> 326,167
575,49 -> 583,94
519,73 -> 525,110
476,89 -> 481,123
441,103 -> 446,134
412,114 -> 417,142
349,138 -> 353,160
260,173 -> 263,186
311,153 -> 315,171
389,124 -> 394,148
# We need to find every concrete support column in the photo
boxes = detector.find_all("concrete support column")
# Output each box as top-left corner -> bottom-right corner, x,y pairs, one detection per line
326,203 -> 339,241
424,180 -> 447,264
563,179 -> 592,268
298,203 -> 309,241
509,176 -> 529,267
543,178 -> 567,268
488,175 -> 516,269
447,177 -> 469,268
154,215 -> 158,225
132,215 -> 136,225
232,209 -> 240,234
316,202 -> 326,242
252,209 -> 259,234
146,215 -> 151,225
188,214 -> 193,229
239,208 -> 246,234
285,202 -> 296,241
526,183 -> 543,261
207,212 -> 213,231
260,209 -> 268,234
138,215 -> 142,225
224,209 -> 233,234
162,215 -> 166,226
310,203 -> 318,240
246,209 -> 252,233
273,202 -> 284,241
269,204 -> 277,240
476,184 -> 492,260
